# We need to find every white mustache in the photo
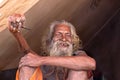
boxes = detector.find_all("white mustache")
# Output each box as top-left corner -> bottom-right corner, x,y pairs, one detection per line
49,40 -> 73,56
56,41 -> 71,47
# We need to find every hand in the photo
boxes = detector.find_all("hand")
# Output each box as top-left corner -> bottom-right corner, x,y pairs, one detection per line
8,14 -> 25,33
19,53 -> 41,68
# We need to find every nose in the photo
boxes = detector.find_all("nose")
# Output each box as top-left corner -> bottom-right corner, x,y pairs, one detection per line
62,34 -> 67,42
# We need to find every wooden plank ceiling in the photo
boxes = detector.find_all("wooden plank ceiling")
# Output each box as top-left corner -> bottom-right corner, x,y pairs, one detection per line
0,0 -> 39,32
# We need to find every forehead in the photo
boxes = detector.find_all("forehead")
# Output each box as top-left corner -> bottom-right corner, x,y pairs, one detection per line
54,24 -> 71,33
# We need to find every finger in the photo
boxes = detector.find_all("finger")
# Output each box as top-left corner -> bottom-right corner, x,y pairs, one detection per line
21,14 -> 26,21
19,61 -> 32,68
16,18 -> 21,22
19,55 -> 28,67
19,63 -> 25,69
19,60 -> 23,67
19,60 -> 26,68
8,16 -> 13,22
8,16 -> 16,23
19,61 -> 23,68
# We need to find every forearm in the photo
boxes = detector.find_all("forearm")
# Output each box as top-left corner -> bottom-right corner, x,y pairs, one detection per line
40,56 -> 96,71
8,14 -> 31,53
12,32 -> 31,53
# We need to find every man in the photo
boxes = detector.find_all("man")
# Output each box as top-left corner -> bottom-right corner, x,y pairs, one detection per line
8,14 -> 96,80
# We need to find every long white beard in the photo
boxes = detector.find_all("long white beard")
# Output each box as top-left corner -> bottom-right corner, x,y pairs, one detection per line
49,40 -> 73,56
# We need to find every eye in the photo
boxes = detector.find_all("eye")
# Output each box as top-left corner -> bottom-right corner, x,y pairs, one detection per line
66,33 -> 71,38
55,32 -> 62,37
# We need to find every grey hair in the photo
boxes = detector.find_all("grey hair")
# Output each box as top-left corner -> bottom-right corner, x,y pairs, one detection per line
42,20 -> 82,55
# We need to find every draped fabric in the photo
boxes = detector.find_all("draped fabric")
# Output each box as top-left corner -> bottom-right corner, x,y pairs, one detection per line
16,67 -> 43,80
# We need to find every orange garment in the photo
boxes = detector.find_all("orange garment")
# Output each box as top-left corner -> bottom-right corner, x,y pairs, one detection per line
16,67 -> 43,80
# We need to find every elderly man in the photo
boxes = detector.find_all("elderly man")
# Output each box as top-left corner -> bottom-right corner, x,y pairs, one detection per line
8,14 -> 96,80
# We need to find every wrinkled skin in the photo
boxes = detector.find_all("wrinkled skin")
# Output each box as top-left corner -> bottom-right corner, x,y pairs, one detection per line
8,14 -> 36,80
8,14 -> 96,80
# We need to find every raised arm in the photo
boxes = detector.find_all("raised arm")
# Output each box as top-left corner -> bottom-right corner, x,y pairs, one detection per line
8,14 -> 32,54
8,14 -> 39,80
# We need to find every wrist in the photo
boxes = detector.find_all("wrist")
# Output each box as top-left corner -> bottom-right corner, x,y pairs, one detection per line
39,56 -> 47,66
12,31 -> 21,36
